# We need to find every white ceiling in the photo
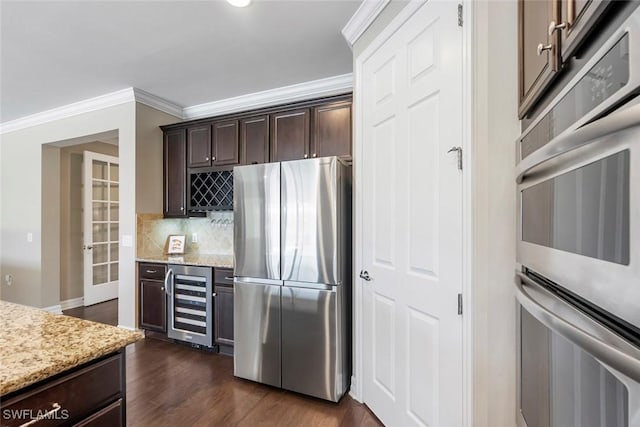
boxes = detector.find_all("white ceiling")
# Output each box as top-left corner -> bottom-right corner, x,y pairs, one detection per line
0,0 -> 360,123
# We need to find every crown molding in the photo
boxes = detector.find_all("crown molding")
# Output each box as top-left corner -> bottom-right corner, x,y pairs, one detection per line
182,73 -> 353,120
133,88 -> 184,118
0,74 -> 352,134
341,0 -> 391,47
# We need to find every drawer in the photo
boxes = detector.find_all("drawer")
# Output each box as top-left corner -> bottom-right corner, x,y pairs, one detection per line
73,399 -> 123,427
214,268 -> 234,286
1,353 -> 123,427
138,263 -> 166,281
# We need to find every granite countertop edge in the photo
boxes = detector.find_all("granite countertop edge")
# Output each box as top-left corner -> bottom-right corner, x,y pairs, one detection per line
0,301 -> 143,396
136,254 -> 234,269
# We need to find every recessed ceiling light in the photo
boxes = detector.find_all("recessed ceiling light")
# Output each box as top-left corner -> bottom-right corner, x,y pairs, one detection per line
227,0 -> 251,7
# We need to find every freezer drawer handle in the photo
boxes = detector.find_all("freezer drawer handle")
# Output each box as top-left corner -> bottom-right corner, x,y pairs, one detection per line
359,270 -> 372,281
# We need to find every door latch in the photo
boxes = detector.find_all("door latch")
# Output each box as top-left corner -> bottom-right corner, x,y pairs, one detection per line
359,270 -> 373,282
447,146 -> 463,170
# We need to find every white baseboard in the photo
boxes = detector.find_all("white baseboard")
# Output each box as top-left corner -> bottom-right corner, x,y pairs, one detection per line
60,297 -> 84,311
117,324 -> 138,331
42,305 -> 63,315
349,375 -> 361,402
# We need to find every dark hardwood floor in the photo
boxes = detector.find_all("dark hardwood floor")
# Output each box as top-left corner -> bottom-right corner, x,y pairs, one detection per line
63,298 -> 118,326
64,299 -> 383,426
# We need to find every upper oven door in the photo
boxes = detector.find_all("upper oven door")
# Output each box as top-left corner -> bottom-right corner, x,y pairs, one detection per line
517,121 -> 639,331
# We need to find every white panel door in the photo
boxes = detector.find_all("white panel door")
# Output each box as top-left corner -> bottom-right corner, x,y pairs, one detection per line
83,151 -> 119,306
360,2 -> 463,426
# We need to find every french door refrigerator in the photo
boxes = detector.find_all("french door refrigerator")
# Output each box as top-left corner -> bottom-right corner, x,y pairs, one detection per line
233,157 -> 351,402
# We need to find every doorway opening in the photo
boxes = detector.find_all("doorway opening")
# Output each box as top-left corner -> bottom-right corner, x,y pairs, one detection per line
42,130 -> 120,326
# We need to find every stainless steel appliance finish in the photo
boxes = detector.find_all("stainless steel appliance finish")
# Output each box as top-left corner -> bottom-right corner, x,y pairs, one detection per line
165,264 -> 213,347
281,281 -> 349,401
233,157 -> 352,402
281,158 -> 349,285
233,277 -> 282,388
516,7 -> 640,331
516,274 -> 640,427
234,162 -> 281,281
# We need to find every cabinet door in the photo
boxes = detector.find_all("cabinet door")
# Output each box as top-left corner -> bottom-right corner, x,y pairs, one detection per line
240,115 -> 269,165
214,284 -> 234,346
187,125 -> 212,168
140,280 -> 166,332
270,109 -> 310,162
163,129 -> 187,217
559,0 -> 611,58
518,0 -> 560,118
212,120 -> 240,166
311,100 -> 352,159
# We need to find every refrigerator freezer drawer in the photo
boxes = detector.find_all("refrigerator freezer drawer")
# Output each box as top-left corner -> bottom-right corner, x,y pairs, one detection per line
281,283 -> 349,402
233,280 -> 282,388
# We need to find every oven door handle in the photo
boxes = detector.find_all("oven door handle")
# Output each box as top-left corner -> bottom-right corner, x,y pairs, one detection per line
516,100 -> 640,183
515,272 -> 640,382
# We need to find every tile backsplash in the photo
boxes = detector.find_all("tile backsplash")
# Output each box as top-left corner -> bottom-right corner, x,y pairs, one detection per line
137,212 -> 233,258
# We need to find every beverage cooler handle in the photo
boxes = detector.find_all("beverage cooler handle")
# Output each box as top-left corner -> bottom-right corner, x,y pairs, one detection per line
164,269 -> 173,297
515,272 -> 640,382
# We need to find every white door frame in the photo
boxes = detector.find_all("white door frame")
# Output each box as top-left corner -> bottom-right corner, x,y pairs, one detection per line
351,1 -> 475,425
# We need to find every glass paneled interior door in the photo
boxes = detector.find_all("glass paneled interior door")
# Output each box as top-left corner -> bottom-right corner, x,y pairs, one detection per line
83,151 -> 119,306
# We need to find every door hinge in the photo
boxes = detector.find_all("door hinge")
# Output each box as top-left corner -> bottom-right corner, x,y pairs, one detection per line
458,4 -> 463,27
457,293 -> 463,315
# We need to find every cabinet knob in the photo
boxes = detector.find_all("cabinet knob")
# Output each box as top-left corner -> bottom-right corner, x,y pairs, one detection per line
536,43 -> 553,56
205,157 -> 209,161
304,154 -> 308,159
180,207 -> 184,211
160,287 -> 164,291
312,153 -> 317,158
548,20 -> 568,36
212,156 -> 216,161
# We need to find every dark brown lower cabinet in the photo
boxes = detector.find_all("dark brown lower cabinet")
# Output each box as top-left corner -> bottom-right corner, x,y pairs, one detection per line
138,263 -> 167,334
214,268 -> 234,354
1,352 -> 126,427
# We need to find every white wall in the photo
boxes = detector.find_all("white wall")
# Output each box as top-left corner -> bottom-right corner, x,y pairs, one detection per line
471,1 -> 520,426
0,103 -> 137,327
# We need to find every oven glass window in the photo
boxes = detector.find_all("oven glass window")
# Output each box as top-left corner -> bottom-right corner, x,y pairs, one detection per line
521,308 -> 630,427
521,150 -> 630,264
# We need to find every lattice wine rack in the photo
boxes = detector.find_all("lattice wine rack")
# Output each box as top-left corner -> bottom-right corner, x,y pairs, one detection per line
189,169 -> 233,212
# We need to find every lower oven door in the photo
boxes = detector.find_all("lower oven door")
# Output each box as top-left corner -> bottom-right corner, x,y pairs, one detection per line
516,273 -> 640,427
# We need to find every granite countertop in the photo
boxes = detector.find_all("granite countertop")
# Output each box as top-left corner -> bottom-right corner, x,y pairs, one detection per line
0,301 -> 143,396
136,253 -> 234,268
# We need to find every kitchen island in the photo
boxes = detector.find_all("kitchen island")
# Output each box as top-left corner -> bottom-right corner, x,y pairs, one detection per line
0,300 -> 142,426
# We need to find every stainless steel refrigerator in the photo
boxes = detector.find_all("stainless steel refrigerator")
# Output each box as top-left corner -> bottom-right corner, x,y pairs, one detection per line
233,157 -> 351,402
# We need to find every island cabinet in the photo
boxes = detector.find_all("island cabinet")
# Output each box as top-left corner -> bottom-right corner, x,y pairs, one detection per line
163,129 -> 188,218
214,268 -> 234,355
1,352 -> 126,427
270,108 -> 311,162
138,263 -> 167,334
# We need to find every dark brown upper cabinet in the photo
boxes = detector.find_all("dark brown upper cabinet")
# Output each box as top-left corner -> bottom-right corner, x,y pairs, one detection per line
312,100 -> 352,159
240,115 -> 269,165
557,0 -> 611,58
518,0 -> 561,119
187,125 -> 212,168
212,120 -> 240,166
163,129 -> 187,218
270,108 -> 310,162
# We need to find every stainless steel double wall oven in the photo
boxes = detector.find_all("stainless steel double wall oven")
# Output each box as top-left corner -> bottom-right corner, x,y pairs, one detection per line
516,7 -> 640,427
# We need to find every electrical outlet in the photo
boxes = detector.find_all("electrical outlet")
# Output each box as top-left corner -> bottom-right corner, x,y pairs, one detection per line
26,232 -> 33,242
5,274 -> 13,286
191,233 -> 198,243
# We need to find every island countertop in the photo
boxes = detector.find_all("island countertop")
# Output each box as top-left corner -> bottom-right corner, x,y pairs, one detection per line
0,301 -> 143,396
